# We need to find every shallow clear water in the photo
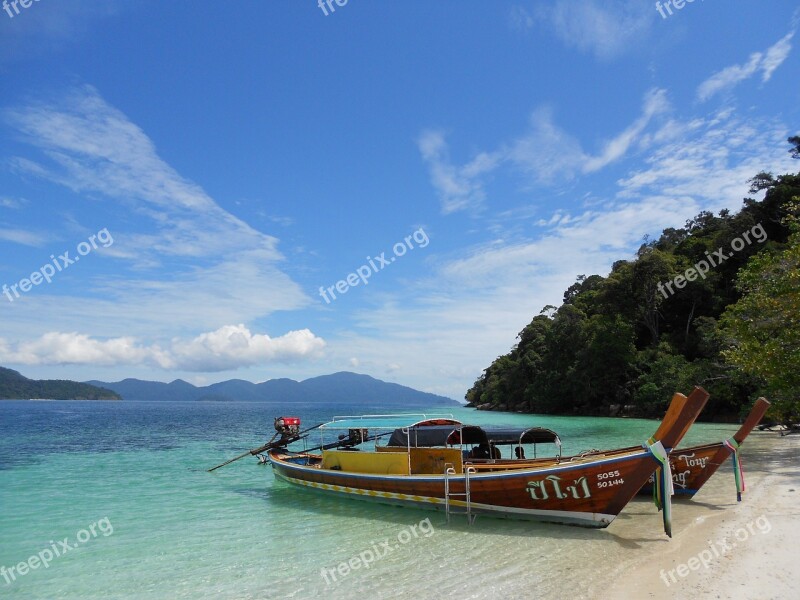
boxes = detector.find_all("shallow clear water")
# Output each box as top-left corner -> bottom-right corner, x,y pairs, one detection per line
0,400 -> 749,599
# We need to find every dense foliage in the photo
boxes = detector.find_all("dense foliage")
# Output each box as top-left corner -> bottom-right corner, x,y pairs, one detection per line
467,144 -> 799,422
720,200 -> 800,422
0,367 -> 121,400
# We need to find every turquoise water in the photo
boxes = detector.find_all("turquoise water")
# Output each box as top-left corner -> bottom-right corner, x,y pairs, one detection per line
0,400 -> 745,599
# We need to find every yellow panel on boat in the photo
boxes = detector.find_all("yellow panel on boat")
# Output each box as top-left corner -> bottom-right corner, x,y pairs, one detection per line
409,447 -> 463,475
321,450 -> 410,475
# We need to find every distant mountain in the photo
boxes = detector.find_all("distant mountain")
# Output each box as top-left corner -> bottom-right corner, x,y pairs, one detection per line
0,367 -> 121,400
88,371 -> 459,405
87,378 -> 200,402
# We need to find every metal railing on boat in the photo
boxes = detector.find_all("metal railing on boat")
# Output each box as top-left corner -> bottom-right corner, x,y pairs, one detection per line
444,463 -> 476,525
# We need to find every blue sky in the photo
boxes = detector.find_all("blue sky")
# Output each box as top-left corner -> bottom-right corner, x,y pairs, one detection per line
0,1 -> 798,399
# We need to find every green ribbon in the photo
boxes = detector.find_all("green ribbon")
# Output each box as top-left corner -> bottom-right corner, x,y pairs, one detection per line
646,437 -> 662,509
723,437 -> 744,502
646,440 -> 673,538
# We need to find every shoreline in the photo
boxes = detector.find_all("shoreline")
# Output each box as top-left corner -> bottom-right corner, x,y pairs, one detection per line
0,398 -> 121,401
467,404 -> 784,426
606,432 -> 800,600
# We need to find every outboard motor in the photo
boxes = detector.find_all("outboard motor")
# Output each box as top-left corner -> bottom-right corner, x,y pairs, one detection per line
346,428 -> 368,446
274,416 -> 301,437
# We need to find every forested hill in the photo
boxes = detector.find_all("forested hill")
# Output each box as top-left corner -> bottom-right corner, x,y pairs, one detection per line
0,367 -> 121,400
466,154 -> 800,422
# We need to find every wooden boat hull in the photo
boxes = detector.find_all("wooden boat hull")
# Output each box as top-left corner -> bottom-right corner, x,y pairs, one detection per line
640,443 -> 728,497
267,387 -> 710,533
639,397 -> 770,499
270,448 -> 664,528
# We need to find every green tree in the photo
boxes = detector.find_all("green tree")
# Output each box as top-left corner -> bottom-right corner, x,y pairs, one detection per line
601,249 -> 677,347
573,315 -> 637,410
632,344 -> 700,414
789,135 -> 800,160
720,208 -> 800,421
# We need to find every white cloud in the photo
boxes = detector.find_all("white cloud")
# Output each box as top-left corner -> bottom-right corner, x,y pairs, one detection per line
0,197 -> 24,209
420,88 -> 669,208
0,332 -> 157,368
507,106 -> 586,184
697,31 -> 795,102
583,89 -> 670,172
510,89 -> 670,180
2,86 -> 310,339
761,31 -> 795,81
0,228 -> 46,246
617,111 -> 795,209
417,130 -> 500,214
534,0 -> 653,60
170,325 -> 326,372
0,325 -> 326,372
6,86 -> 273,262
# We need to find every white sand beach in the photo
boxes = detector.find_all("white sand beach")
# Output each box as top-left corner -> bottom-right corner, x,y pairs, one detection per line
608,432 -> 800,600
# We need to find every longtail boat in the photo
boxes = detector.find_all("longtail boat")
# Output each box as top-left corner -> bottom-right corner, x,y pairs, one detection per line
640,397 -> 770,501
265,387 -> 710,536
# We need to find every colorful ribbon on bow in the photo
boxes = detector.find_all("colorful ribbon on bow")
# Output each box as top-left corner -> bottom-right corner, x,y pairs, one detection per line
647,437 -> 662,509
646,440 -> 674,538
722,436 -> 745,502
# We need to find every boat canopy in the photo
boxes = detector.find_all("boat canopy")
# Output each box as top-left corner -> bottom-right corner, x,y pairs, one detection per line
484,427 -> 561,447
318,414 -> 459,431
387,425 -> 487,448
387,424 -> 561,448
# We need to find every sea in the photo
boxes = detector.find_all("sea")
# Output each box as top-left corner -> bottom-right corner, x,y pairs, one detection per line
0,400 -> 775,600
